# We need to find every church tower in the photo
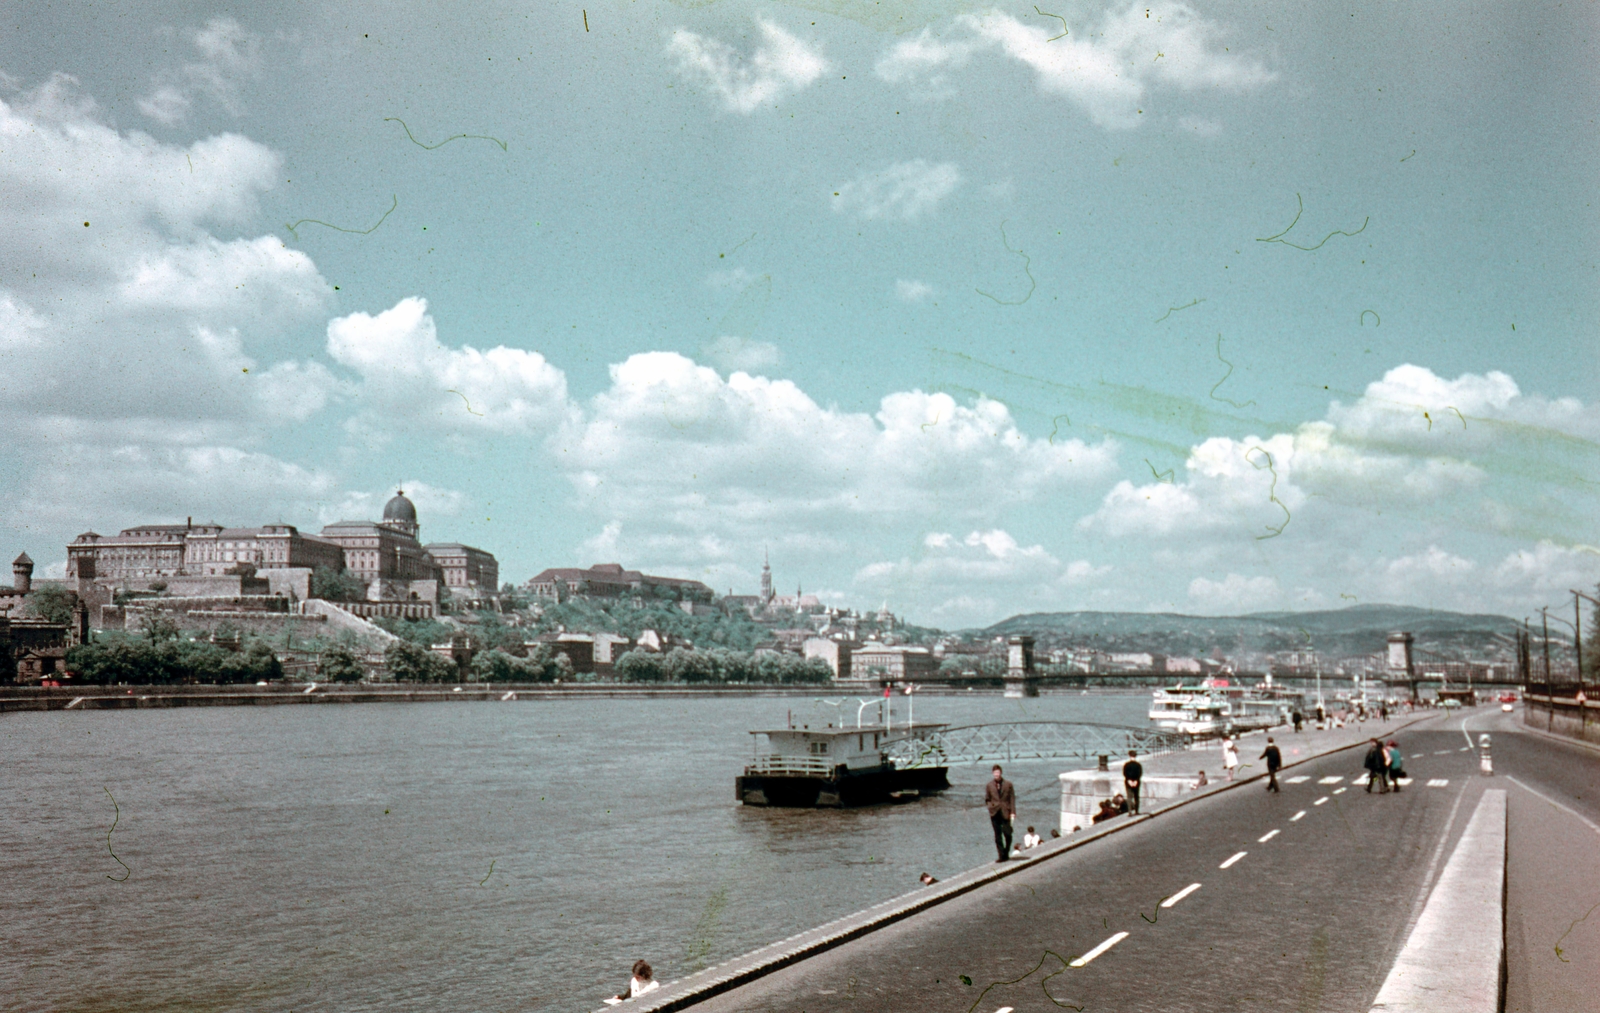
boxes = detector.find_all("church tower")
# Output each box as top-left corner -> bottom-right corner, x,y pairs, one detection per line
759,549 -> 773,603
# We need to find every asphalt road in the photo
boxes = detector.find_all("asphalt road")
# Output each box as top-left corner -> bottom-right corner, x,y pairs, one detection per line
686,711 -> 1593,1013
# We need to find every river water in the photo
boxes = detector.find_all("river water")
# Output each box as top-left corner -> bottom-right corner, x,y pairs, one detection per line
0,691 -> 1149,1012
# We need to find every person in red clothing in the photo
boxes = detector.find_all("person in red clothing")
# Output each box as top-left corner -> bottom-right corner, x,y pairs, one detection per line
984,764 -> 1016,862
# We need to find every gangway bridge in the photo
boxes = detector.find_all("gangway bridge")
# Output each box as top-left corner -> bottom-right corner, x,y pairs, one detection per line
881,721 -> 1190,769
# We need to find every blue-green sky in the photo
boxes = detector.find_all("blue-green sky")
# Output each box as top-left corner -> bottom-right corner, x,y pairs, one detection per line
2,0 -> 1596,626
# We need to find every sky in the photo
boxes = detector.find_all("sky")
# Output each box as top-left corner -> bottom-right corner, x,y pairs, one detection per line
1,0 -> 1597,628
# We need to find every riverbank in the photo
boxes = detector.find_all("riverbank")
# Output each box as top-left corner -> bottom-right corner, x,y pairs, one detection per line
0,683 -> 1147,713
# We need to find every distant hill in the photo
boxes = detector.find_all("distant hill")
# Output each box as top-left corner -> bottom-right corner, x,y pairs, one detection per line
975,604 -> 1519,662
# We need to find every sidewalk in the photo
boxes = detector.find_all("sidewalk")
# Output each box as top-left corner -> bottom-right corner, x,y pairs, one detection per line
1115,710 -> 1429,818
602,709 -> 1437,1013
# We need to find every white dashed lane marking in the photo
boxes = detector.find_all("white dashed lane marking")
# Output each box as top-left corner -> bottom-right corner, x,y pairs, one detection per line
1318,776 -> 1344,784
1290,810 -> 1306,821
1069,932 -> 1129,967
1285,775 -> 1310,783
1434,750 -> 1452,756
1314,797 -> 1329,805
1333,787 -> 1347,794
1427,779 -> 1450,787
1258,829 -> 1280,842
994,1007 -> 1014,1013
1161,883 -> 1202,908
1219,851 -> 1248,869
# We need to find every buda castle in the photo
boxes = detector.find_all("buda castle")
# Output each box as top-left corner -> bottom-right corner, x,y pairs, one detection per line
65,491 -> 498,602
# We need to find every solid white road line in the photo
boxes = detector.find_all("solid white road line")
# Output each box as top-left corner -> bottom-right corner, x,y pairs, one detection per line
1368,791 -> 1506,1012
1219,851 -> 1247,869
1069,932 -> 1129,967
1285,775 -> 1310,783
1318,776 -> 1344,784
1507,775 -> 1600,837
1160,883 -> 1202,908
1290,810 -> 1306,821
1258,829 -> 1280,842
1314,796 -> 1329,805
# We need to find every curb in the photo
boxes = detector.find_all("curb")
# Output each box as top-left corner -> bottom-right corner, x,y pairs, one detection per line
603,714 -> 1434,1013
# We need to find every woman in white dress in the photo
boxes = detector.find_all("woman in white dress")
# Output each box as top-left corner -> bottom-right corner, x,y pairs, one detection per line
606,960 -> 660,1005
1221,736 -> 1240,781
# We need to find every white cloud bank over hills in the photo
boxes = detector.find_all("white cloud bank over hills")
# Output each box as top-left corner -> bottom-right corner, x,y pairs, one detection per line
1,72 -> 1594,627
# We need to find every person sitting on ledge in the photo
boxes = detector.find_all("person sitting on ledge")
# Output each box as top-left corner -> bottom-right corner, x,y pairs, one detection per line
605,960 -> 659,1005
1092,798 -> 1118,824
1021,826 -> 1042,849
919,871 -> 938,885
1193,770 -> 1210,789
1111,793 -> 1130,815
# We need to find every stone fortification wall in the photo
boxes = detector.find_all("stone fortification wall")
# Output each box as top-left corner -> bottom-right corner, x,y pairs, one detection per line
120,608 -> 328,638
297,599 -> 400,647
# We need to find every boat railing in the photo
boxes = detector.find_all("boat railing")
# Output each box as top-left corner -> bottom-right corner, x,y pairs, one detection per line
745,755 -> 839,777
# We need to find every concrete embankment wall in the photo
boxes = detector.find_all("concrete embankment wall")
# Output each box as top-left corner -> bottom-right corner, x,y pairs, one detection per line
1520,695 -> 1600,745
0,683 -> 862,713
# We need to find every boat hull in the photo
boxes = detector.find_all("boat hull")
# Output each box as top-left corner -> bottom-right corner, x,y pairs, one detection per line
736,765 -> 950,807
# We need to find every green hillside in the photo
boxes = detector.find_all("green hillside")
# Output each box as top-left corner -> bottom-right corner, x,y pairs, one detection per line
978,604 -> 1519,661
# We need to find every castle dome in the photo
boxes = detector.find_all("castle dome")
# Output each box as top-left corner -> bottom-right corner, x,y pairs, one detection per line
383,490 -> 417,524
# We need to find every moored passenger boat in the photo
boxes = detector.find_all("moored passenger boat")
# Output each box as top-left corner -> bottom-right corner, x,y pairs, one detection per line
1149,682 -> 1297,737
736,723 -> 950,807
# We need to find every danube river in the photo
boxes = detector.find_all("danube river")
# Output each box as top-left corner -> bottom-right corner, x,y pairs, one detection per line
1,691 -> 1149,1012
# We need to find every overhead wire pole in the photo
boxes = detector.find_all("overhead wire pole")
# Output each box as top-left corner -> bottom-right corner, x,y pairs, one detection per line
1573,589 -> 1598,738
1541,608 -> 1554,731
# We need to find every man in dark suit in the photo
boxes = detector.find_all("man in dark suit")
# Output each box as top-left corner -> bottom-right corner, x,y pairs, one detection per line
984,764 -> 1016,861
1260,737 -> 1282,792
1122,750 -> 1144,815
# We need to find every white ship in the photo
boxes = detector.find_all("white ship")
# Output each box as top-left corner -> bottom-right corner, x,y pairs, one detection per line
1149,682 -> 1295,737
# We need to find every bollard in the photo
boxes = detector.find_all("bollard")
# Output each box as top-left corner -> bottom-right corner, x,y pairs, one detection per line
1097,754 -> 1109,772
1478,733 -> 1493,776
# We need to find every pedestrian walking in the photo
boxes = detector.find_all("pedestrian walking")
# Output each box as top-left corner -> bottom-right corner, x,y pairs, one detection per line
1221,735 -> 1240,780
1363,739 -> 1389,793
1260,737 -> 1282,792
984,764 -> 1016,862
1122,749 -> 1143,815
1386,739 -> 1405,791
1292,710 -> 1304,733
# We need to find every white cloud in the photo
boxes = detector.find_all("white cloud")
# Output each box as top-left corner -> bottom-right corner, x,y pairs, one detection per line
895,278 -> 934,302
0,75 -> 344,549
876,4 -> 1273,129
832,160 -> 961,221
855,529 -> 1113,626
325,297 -> 572,438
138,18 -> 262,123
553,353 -> 1117,609
701,335 -> 782,372
666,20 -> 828,113
1187,573 -> 1283,613
873,27 -> 979,99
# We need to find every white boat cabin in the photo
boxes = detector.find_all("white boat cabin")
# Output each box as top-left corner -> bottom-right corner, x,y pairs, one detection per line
747,723 -> 946,776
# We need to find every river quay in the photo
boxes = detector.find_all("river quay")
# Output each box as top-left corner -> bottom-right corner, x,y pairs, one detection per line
0,682 -> 893,713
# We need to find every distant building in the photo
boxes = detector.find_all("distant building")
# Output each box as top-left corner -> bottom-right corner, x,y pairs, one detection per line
803,637 -> 854,681
850,642 -> 936,684
425,543 -> 500,594
524,563 -> 715,604
183,524 -> 344,575
319,493 -> 442,584
63,490 -> 497,610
